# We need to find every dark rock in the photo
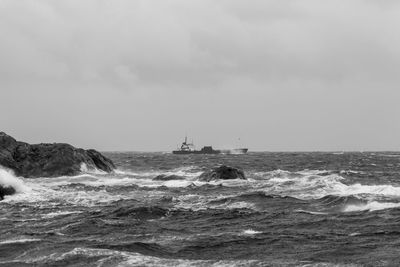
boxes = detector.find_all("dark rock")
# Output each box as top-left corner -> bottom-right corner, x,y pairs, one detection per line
0,185 -> 16,200
153,174 -> 185,181
198,165 -> 246,182
0,132 -> 115,178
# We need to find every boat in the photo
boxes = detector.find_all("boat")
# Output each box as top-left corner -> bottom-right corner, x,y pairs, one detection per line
172,136 -> 248,155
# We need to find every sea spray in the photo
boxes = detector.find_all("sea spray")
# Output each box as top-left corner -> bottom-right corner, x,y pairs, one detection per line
0,166 -> 30,194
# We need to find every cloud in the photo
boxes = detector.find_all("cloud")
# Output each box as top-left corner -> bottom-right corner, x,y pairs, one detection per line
1,0 -> 400,90
1,0 -> 400,151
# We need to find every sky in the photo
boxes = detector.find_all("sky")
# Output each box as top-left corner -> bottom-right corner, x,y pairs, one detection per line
1,0 -> 400,151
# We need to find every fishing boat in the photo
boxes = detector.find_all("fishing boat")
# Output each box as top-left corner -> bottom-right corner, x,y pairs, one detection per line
172,136 -> 248,155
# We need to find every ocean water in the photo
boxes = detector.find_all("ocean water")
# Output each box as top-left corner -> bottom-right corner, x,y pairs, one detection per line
2,152 -> 400,266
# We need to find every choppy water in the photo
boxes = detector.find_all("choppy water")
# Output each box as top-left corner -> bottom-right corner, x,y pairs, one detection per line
2,152 -> 400,266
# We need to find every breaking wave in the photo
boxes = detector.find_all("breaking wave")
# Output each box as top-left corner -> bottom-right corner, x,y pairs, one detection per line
251,169 -> 400,200
0,166 -> 30,193
4,151 -> 400,266
5,166 -> 400,213
343,201 -> 400,212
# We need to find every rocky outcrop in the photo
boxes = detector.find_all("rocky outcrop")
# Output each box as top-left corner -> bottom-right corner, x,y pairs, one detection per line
0,132 -> 115,178
153,174 -> 185,181
0,185 -> 16,200
198,165 -> 246,182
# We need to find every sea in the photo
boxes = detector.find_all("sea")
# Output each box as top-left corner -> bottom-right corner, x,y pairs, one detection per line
2,152 -> 400,266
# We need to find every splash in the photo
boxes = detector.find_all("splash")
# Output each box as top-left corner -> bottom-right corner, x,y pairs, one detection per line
252,169 -> 400,200
0,166 -> 30,194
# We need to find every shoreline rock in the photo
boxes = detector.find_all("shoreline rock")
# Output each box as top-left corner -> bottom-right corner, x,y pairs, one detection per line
0,185 -> 16,200
0,132 -> 115,178
198,165 -> 246,182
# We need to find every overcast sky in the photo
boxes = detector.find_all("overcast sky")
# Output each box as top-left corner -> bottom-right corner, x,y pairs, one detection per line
1,0 -> 400,151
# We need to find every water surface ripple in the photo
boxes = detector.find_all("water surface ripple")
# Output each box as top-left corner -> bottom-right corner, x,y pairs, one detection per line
2,152 -> 400,266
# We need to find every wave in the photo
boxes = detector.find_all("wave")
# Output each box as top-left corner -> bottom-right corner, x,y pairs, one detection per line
80,163 -> 107,175
110,206 -> 169,220
0,166 -> 30,194
242,229 -> 262,235
4,170 -> 195,206
41,210 -> 83,219
29,166 -> 205,189
294,209 -> 329,215
343,201 -> 400,212
208,192 -> 299,205
204,192 -> 305,212
205,192 -> 400,214
313,195 -> 366,207
7,164 -> 400,214
0,238 -> 41,245
115,166 -> 203,179
1,247 -> 269,267
251,169 -> 400,200
300,194 -> 400,213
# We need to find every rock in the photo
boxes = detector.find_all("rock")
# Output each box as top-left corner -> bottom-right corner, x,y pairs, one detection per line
198,165 -> 246,182
153,174 -> 185,181
0,185 -> 16,200
0,132 -> 115,178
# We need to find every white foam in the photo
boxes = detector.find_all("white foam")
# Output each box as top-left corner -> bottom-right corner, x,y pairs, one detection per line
0,238 -> 41,245
163,166 -> 203,178
349,232 -> 361,236
8,163 -> 400,212
242,229 -> 261,235
114,169 -> 148,176
297,169 -> 332,176
222,201 -> 257,211
3,181 -> 129,206
343,201 -> 400,212
80,163 -> 88,172
115,166 -> 202,179
251,169 -> 400,200
118,253 -> 263,267
16,247 -> 265,266
41,211 -> 82,219
295,209 -> 329,215
118,250 -> 263,267
381,154 -> 400,158
343,183 -> 400,197
340,170 -> 363,175
174,194 -> 210,210
0,167 -> 30,193
163,180 -> 193,188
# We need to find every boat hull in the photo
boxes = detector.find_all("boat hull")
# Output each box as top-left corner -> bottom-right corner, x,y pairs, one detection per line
172,150 -> 221,155
172,148 -> 248,155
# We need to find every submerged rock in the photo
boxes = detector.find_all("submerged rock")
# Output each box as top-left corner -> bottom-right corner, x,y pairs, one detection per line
198,165 -> 246,182
0,132 -> 115,178
153,174 -> 185,181
0,185 -> 16,200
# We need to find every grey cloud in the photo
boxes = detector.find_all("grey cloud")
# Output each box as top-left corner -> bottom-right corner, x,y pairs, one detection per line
1,0 -> 400,88
1,0 -> 400,151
